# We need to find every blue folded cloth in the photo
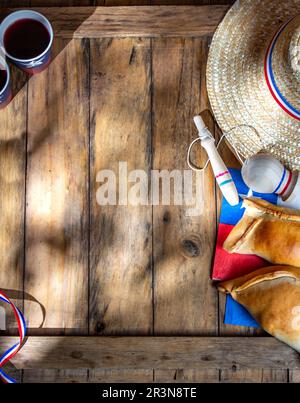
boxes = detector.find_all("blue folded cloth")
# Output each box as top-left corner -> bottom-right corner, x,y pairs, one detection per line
224,295 -> 260,328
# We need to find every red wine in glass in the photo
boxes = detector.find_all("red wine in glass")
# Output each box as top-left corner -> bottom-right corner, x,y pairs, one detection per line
4,18 -> 50,60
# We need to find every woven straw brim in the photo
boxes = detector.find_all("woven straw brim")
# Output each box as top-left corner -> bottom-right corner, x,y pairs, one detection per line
207,0 -> 300,170
272,15 -> 300,110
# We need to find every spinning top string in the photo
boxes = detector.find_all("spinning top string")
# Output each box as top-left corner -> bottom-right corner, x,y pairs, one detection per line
187,124 -> 262,172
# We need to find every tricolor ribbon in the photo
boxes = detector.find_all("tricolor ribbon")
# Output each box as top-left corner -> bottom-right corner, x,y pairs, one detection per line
264,15 -> 300,121
274,167 -> 293,197
0,291 -> 26,383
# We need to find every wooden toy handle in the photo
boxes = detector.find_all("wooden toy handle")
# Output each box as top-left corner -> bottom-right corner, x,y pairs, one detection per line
201,137 -> 239,206
201,137 -> 228,176
189,115 -> 239,206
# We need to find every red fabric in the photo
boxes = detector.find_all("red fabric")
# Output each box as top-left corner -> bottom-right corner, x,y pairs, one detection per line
212,223 -> 268,281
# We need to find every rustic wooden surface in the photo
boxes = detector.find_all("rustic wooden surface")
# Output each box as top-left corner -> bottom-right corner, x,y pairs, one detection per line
2,1 -> 234,6
2,6 -> 229,38
0,65 -> 27,334
3,337 -> 300,370
25,38 -> 90,334
0,1 -> 295,384
152,37 -> 217,335
89,37 -> 153,335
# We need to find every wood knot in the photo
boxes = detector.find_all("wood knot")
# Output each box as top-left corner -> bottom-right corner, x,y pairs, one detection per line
201,355 -> 215,362
96,322 -> 106,333
71,351 -> 83,359
163,211 -> 170,223
180,234 -> 201,258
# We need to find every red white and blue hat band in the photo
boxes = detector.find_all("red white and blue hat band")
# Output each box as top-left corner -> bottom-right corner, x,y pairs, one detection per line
264,16 -> 300,121
274,167 -> 293,196
0,291 -> 26,383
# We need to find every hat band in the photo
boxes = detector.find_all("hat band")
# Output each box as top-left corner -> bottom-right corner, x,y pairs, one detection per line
264,16 -> 300,121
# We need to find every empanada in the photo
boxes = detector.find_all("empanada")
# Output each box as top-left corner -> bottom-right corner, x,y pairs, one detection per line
223,197 -> 300,267
218,266 -> 300,351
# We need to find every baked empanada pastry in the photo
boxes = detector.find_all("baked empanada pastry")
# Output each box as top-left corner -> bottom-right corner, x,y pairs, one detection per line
223,197 -> 300,267
218,266 -> 300,351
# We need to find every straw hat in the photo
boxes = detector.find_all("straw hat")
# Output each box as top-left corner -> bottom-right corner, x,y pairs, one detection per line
207,0 -> 300,170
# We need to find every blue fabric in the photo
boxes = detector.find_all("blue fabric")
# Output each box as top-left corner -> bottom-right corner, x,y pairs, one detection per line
220,169 -> 278,226
222,168 -> 277,328
224,295 -> 260,328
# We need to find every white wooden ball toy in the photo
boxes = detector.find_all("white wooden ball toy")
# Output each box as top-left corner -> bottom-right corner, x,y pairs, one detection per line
241,154 -> 294,197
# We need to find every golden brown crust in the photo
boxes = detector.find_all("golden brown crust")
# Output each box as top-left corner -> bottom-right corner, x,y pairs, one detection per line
218,266 -> 300,352
218,266 -> 300,294
223,197 -> 300,267
242,197 -> 300,222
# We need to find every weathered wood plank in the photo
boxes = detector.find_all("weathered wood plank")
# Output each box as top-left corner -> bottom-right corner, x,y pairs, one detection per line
88,369 -> 153,382
220,368 -> 288,383
24,38 -> 89,334
22,369 -> 88,383
0,66 -> 27,333
151,1 -> 230,4
30,1 -> 91,6
289,370 -> 300,383
0,0 -> 29,6
0,1 -> 89,6
89,38 -> 152,335
0,0 -> 234,7
0,0 -> 234,6
1,337 -> 299,370
154,369 -> 219,382
105,0 -> 150,5
152,38 -> 217,335
22,367 -> 152,383
1,6 -> 229,38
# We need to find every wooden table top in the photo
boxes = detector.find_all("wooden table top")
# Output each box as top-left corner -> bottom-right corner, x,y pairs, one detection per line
0,3 -> 297,384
